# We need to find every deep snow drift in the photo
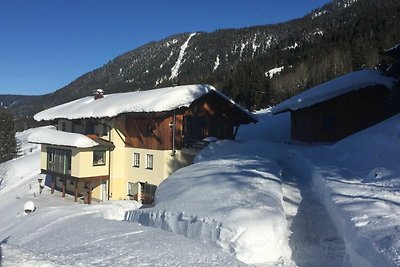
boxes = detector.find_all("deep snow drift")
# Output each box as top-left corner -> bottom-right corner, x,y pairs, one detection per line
126,140 -> 288,264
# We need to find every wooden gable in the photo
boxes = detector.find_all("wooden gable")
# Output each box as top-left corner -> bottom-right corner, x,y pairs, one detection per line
123,112 -> 182,150
120,90 -> 256,150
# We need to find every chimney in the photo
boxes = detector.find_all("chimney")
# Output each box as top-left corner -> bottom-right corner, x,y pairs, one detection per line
94,89 -> 104,100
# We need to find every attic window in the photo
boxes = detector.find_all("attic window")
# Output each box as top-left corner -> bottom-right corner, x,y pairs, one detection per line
146,124 -> 155,137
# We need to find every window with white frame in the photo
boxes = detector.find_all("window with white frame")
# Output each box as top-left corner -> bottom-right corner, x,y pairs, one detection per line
133,153 -> 140,167
146,154 -> 153,170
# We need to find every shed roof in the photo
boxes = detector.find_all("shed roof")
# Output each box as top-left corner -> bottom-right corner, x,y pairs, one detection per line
271,69 -> 395,114
34,84 -> 257,123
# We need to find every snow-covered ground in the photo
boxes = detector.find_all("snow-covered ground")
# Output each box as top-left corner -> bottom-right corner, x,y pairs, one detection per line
301,115 -> 400,267
1,108 -> 399,266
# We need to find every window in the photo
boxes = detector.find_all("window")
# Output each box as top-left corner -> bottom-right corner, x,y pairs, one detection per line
47,148 -> 71,175
127,182 -> 138,197
145,123 -> 155,137
183,116 -> 207,139
85,120 -> 95,134
133,153 -> 140,167
72,120 -> 81,133
146,154 -> 153,170
93,150 -> 106,166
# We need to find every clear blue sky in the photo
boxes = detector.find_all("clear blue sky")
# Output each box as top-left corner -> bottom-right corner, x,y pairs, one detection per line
0,0 -> 331,95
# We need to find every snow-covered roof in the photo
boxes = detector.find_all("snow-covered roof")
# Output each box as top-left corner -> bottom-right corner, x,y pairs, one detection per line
272,69 -> 395,114
34,84 -> 257,122
28,128 -> 99,148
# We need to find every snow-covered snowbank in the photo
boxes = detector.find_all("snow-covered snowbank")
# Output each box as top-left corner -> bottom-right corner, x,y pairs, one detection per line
1,200 -> 241,266
126,140 -> 288,264
303,114 -> 400,267
0,128 -> 43,192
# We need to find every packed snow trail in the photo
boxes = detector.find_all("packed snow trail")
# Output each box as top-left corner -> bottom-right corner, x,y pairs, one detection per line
279,154 -> 346,267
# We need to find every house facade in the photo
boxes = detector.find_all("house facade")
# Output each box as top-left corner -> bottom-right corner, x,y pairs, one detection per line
30,85 -> 257,204
272,69 -> 396,143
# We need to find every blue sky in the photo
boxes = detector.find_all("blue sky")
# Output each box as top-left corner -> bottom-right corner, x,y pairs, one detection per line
0,0 -> 331,95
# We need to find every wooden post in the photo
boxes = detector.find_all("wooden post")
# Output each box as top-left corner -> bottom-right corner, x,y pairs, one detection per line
62,179 -> 66,198
88,181 -> 93,204
51,176 -> 55,194
74,181 -> 78,202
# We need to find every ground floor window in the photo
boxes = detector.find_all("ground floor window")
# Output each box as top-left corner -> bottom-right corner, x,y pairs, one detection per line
47,148 -> 71,175
127,182 -> 138,198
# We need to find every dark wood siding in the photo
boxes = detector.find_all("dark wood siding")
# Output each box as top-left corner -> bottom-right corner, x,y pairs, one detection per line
125,113 -> 175,150
183,93 -> 238,143
120,91 -> 255,150
291,85 -> 394,142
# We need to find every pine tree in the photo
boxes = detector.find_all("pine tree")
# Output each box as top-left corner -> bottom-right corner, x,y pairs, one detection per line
0,109 -> 18,163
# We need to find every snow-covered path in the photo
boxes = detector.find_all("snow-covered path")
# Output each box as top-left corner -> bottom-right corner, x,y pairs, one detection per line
280,156 -> 346,267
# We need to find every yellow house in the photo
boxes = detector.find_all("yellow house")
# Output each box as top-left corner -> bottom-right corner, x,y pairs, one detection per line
29,85 -> 257,204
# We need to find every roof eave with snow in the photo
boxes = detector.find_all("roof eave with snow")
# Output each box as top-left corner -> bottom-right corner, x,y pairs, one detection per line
28,128 -> 100,148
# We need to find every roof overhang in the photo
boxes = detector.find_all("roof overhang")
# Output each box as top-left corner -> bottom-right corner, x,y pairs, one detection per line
28,128 -> 114,149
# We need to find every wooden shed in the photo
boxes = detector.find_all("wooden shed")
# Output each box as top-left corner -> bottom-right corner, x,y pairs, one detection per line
272,69 -> 396,143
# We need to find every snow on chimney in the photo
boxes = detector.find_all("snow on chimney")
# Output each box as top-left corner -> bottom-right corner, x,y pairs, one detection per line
94,89 -> 104,100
